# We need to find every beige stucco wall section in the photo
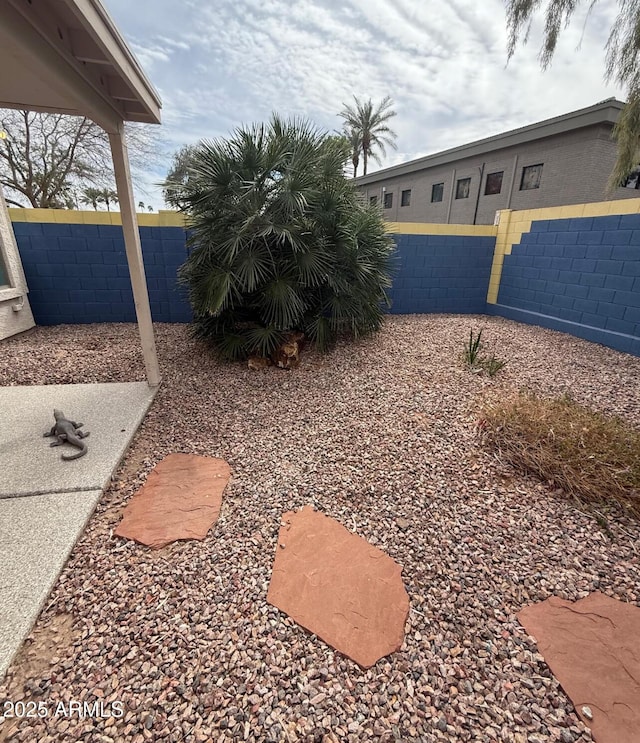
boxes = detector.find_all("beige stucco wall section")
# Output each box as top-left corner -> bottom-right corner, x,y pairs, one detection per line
0,190 -> 35,340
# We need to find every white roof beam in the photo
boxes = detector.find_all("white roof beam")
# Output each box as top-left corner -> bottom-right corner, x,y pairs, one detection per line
107,77 -> 138,102
1,2 -> 124,132
61,0 -> 161,121
68,28 -> 111,64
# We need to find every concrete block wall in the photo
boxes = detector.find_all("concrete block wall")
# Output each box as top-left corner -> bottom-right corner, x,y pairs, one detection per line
11,220 -> 192,325
487,201 -> 640,356
7,202 -> 640,358
389,226 -> 496,314
9,211 -> 498,326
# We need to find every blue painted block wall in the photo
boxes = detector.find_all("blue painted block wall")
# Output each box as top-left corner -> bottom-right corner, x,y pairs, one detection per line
14,217 -> 639,358
493,214 -> 640,355
12,222 -> 193,325
389,234 -> 495,314
14,223 -> 496,324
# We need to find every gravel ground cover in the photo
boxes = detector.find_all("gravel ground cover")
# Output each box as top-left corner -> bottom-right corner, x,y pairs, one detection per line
0,314 -> 639,743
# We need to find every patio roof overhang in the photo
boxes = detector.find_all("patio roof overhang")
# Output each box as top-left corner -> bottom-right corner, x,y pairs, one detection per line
0,0 -> 163,386
0,0 -> 161,133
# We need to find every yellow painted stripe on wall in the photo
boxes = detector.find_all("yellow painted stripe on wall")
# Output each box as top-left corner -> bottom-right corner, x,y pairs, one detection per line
8,208 -> 187,227
386,221 -> 497,236
9,199 -> 640,231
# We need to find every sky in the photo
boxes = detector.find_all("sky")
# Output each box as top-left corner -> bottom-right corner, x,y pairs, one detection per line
103,0 -> 625,210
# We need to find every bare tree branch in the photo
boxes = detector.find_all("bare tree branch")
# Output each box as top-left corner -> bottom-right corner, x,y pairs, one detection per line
0,109 -> 163,207
4,196 -> 25,207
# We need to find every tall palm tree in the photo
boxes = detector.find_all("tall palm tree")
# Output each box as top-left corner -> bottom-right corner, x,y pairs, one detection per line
339,96 -> 398,176
344,126 -> 362,178
80,187 -> 102,210
98,188 -> 118,211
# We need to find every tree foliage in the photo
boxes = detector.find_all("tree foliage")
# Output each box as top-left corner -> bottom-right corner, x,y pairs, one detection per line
98,189 -> 118,211
178,115 -> 395,360
505,0 -> 640,191
343,126 -> 363,178
162,143 -> 198,208
339,96 -> 398,176
80,187 -> 103,210
322,133 -> 355,176
80,187 -> 122,211
0,110 -> 159,208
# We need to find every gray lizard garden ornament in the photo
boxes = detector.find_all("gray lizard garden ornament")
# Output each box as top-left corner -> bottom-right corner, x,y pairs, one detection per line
44,409 -> 90,460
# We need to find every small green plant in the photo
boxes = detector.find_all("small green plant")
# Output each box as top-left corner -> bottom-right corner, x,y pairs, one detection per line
463,329 -> 484,370
462,328 -> 507,376
482,354 -> 508,377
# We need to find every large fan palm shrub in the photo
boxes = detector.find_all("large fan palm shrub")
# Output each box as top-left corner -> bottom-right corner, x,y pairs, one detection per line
177,115 -> 395,360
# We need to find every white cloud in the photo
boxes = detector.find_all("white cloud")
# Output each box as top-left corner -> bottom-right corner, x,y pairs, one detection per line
129,42 -> 171,67
103,0 -> 624,206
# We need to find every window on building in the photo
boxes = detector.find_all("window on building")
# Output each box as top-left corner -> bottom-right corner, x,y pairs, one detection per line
455,178 -> 471,199
383,191 -> 393,209
484,171 -> 504,195
431,183 -> 444,203
401,189 -> 411,207
621,167 -> 640,189
369,195 -> 378,205
520,164 -> 543,190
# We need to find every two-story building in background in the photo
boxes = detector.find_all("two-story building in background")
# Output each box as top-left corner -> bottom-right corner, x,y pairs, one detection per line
355,98 -> 637,225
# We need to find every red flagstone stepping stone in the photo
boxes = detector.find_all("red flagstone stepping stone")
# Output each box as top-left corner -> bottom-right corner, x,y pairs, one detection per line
115,453 -> 230,549
518,592 -> 640,743
267,505 -> 410,668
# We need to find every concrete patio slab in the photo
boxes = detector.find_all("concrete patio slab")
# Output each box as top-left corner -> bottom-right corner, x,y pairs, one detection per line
0,381 -> 157,681
0,382 -> 156,498
0,489 -> 102,679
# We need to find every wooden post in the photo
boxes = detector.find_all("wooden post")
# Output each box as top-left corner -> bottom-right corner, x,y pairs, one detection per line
109,124 -> 161,387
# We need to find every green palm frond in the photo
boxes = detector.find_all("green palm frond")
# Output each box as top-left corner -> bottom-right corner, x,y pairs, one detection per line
324,271 -> 352,295
189,312 -> 246,360
325,293 -> 363,330
178,115 -> 394,358
338,96 -> 398,175
213,233 -> 249,264
304,315 -> 334,351
244,325 -> 287,356
256,223 -> 302,249
188,312 -> 231,341
293,245 -> 333,286
259,277 -> 306,329
233,245 -> 274,292
215,331 -> 250,361
196,268 -> 237,316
